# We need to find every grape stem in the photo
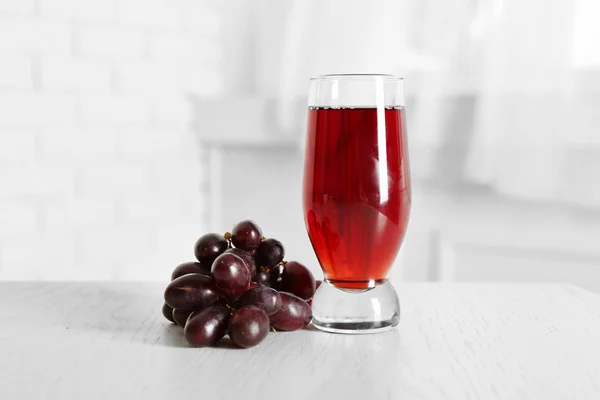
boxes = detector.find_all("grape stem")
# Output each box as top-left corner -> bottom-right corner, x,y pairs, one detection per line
225,303 -> 236,314
224,232 -> 232,248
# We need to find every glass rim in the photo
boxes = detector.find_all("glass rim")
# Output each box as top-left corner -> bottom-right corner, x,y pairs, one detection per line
309,73 -> 403,81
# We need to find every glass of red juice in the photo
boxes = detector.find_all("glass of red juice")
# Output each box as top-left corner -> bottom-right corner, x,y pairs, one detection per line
303,74 -> 410,333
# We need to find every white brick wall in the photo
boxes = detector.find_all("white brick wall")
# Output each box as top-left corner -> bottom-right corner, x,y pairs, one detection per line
0,0 -> 35,15
0,166 -> 75,197
78,26 -> 144,59
0,235 -> 77,280
119,128 -> 185,156
39,0 -> 116,22
0,203 -> 38,236
117,0 -> 180,28
116,62 -> 182,92
79,95 -> 150,125
0,130 -> 37,164
0,94 -> 78,126
0,56 -> 34,88
77,164 -> 151,196
44,197 -> 117,229
41,128 -> 118,162
41,57 -> 112,91
148,94 -> 193,127
0,0 -> 221,280
0,18 -> 72,54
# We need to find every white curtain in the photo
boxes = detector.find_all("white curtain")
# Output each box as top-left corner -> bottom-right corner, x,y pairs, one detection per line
275,0 -> 600,209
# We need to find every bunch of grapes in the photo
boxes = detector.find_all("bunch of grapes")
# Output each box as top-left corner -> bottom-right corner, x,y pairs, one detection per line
161,220 -> 321,348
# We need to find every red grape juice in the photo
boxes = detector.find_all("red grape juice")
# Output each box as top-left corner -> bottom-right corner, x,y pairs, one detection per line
303,107 -> 411,290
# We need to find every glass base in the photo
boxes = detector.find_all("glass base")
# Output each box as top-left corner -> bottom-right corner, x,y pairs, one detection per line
311,279 -> 400,334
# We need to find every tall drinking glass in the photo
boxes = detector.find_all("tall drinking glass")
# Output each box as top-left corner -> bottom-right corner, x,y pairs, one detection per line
303,74 -> 410,333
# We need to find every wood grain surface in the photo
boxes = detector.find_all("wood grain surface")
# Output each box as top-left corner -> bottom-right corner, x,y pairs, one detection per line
1,282 -> 599,400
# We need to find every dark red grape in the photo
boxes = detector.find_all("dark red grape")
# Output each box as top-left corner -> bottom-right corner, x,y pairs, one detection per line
194,233 -> 228,265
171,261 -> 209,280
248,282 -> 261,290
254,238 -> 284,268
211,253 -> 251,298
281,261 -> 316,300
271,279 -> 283,292
269,264 -> 281,287
231,220 -> 262,251
253,266 -> 281,288
164,273 -> 220,310
270,292 -> 312,331
254,269 -> 270,286
224,248 -> 256,277
172,308 -> 194,327
237,286 -> 282,315
228,305 -> 269,348
162,303 -> 175,323
184,305 -> 230,347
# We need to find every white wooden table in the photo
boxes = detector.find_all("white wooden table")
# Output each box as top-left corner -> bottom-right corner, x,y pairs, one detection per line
1,282 -> 600,400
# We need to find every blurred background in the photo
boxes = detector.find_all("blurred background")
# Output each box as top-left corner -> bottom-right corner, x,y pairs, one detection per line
0,0 -> 599,291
